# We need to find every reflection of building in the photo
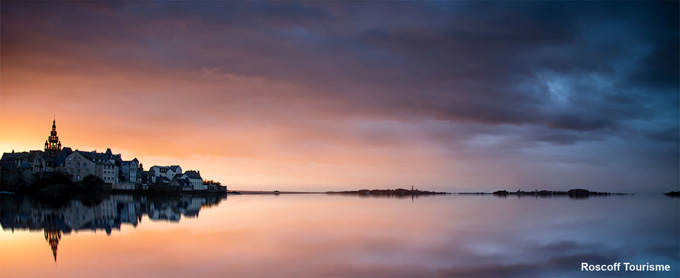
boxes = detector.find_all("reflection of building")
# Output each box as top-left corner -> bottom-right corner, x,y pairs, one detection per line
0,193 -> 226,261
44,227 -> 61,262
183,197 -> 205,218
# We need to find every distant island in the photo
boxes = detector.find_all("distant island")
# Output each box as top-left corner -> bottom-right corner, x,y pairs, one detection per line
326,188 -> 450,197
489,189 -> 629,198
664,191 -> 680,197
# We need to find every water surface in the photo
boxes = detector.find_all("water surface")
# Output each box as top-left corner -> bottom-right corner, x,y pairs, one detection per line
1,193 -> 677,277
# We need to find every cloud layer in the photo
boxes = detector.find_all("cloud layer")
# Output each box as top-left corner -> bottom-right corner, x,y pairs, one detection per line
1,1 -> 677,192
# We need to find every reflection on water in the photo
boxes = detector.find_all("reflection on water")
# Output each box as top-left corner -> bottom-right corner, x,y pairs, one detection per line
0,194 -> 678,277
0,193 -> 226,262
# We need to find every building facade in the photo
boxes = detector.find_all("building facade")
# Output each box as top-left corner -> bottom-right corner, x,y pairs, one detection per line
149,165 -> 182,184
120,158 -> 140,184
64,151 -> 118,185
181,170 -> 205,190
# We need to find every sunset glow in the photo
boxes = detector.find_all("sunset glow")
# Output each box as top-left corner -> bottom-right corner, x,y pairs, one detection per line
1,1 -> 677,192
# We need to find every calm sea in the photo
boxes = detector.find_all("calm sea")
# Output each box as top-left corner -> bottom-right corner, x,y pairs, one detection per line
1,193 -> 678,277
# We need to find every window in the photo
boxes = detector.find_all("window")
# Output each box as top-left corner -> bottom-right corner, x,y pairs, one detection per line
77,157 -> 80,162
68,162 -> 71,167
77,169 -> 80,174
77,175 -> 80,180
86,169 -> 89,174
76,162 -> 80,168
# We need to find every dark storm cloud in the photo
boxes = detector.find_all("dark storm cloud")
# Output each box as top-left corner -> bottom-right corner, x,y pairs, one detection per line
335,1 -> 678,135
5,1 -> 675,138
628,39 -> 680,91
5,0 -> 676,136
2,1 -> 677,190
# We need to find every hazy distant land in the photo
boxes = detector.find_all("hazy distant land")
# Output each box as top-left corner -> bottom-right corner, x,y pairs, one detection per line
665,191 -> 680,197
460,189 -> 631,198
326,188 -> 450,197
225,188 -> 677,198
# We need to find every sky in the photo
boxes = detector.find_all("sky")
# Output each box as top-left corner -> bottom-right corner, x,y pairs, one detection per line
1,1 -> 678,193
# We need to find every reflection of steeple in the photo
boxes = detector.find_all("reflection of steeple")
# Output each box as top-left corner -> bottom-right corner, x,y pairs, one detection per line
44,228 -> 61,262
1,193 -> 227,262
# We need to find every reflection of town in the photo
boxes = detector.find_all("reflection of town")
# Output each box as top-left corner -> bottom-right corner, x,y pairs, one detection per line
0,193 -> 227,262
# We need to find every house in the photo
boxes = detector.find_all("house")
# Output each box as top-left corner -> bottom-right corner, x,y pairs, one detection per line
180,170 -> 205,190
64,150 -> 119,186
149,165 -> 182,183
54,148 -> 73,173
170,175 -> 193,191
0,150 -> 52,179
0,160 -> 34,187
120,158 -> 140,183
169,165 -> 181,175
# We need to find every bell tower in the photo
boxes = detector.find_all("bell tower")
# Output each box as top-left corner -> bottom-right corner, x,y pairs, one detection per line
44,118 -> 62,158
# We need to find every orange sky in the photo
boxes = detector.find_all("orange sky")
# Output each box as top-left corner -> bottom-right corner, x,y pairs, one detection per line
1,1 -> 677,193
0,62 -> 462,190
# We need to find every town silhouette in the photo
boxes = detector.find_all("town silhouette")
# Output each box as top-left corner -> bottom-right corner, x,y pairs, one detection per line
1,119 -> 226,193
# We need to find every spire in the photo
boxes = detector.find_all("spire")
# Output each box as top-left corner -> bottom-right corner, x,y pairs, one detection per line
45,118 -> 62,157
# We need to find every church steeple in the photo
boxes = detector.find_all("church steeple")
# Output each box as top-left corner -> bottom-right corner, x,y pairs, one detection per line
45,118 -> 62,158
